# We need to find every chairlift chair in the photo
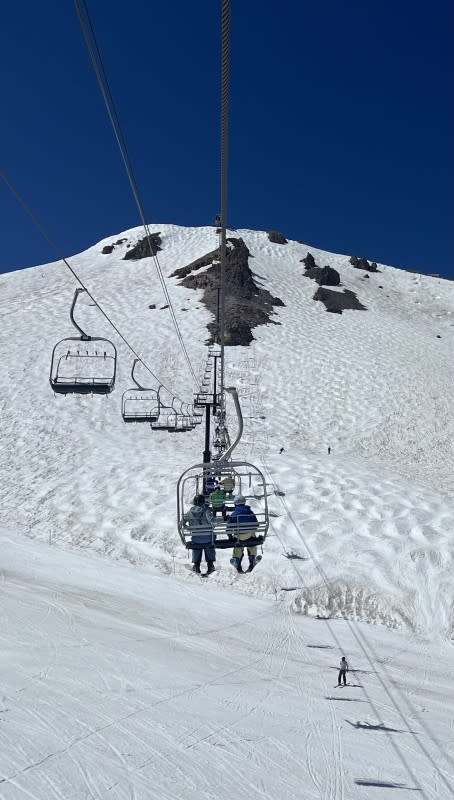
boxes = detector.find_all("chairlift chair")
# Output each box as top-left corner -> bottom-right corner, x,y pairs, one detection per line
50,288 -> 117,394
121,359 -> 160,422
177,460 -> 269,551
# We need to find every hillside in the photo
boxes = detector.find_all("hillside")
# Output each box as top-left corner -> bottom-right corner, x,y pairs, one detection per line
1,224 -> 454,799
1,224 -> 454,637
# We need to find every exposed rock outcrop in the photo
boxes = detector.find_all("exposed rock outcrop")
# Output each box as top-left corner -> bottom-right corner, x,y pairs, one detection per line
305,265 -> 340,286
267,231 -> 288,244
123,233 -> 162,260
171,238 -> 285,346
313,287 -> 367,314
302,252 -> 316,269
350,255 -> 378,272
302,252 -> 340,286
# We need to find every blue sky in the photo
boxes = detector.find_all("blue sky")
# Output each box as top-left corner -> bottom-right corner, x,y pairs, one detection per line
1,1 -> 452,278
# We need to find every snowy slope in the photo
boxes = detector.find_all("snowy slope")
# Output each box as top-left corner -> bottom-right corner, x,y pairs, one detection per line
1,225 -> 454,798
1,532 -> 454,800
1,224 -> 453,635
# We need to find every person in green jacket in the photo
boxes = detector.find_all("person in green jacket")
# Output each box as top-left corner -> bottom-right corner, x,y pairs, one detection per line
210,485 -> 228,520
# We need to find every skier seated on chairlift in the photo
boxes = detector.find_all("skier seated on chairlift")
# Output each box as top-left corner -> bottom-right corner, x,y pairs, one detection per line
205,475 -> 217,496
227,495 -> 259,573
183,495 -> 216,575
210,484 -> 228,521
220,474 -> 235,497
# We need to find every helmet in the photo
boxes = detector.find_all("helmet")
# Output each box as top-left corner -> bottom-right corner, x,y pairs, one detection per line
233,495 -> 246,505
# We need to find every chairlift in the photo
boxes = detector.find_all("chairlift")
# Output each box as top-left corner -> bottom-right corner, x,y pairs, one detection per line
168,400 -> 195,433
50,288 -> 117,394
177,460 -> 269,551
121,359 -> 160,422
151,398 -> 194,433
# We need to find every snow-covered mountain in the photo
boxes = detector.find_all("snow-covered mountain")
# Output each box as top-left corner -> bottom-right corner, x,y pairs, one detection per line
1,225 -> 454,799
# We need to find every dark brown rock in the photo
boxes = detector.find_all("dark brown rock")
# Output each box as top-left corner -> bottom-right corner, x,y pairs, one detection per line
350,255 -> 378,272
102,245 -> 114,254
171,238 -> 285,346
302,252 -> 316,269
123,233 -> 162,260
267,231 -> 288,244
305,265 -> 340,286
313,287 -> 367,313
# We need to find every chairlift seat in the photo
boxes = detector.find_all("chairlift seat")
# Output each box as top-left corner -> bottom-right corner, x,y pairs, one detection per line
50,338 -> 116,394
177,460 -> 269,550
122,390 -> 160,422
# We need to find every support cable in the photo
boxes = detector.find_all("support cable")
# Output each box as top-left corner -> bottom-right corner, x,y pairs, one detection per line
0,169 -> 188,404
74,0 -> 199,389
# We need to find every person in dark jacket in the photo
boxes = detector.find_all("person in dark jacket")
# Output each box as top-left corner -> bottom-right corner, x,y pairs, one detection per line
227,495 -> 259,573
337,656 -> 349,686
183,495 -> 215,574
205,475 -> 217,496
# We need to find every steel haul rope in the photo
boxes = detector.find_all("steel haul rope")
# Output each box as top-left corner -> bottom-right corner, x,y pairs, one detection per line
219,0 -> 231,419
74,0 -> 200,390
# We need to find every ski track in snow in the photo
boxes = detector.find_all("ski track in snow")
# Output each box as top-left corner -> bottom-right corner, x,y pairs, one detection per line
1,225 -> 454,798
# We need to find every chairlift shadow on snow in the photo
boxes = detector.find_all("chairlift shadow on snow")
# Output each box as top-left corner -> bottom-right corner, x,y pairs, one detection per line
355,780 -> 419,790
283,551 -> 309,560
280,586 -> 304,592
325,696 -> 367,702
346,720 -> 415,733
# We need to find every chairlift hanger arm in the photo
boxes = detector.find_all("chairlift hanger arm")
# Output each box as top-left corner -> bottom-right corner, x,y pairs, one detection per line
70,288 -> 90,340
131,357 -> 148,391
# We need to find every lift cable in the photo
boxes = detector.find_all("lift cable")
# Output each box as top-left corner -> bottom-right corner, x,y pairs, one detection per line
74,0 -> 200,390
0,168 -> 190,405
218,0 -> 231,413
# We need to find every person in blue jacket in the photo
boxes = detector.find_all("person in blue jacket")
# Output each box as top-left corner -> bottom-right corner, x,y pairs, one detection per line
227,495 -> 259,573
183,494 -> 215,574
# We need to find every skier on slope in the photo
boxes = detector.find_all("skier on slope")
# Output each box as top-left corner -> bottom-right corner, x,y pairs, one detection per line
337,656 -> 349,686
227,495 -> 259,573
183,495 -> 216,575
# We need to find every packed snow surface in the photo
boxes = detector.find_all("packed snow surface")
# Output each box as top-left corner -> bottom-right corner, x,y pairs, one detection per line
1,224 -> 454,798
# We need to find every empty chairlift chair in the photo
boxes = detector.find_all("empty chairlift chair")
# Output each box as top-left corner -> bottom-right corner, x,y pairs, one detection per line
167,400 -> 195,433
151,397 -> 186,432
121,359 -> 160,422
50,288 -> 117,394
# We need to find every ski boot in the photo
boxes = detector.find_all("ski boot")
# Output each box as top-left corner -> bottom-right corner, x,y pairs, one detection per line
246,556 -> 257,573
230,557 -> 243,573
192,563 -> 201,574
206,561 -> 216,575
